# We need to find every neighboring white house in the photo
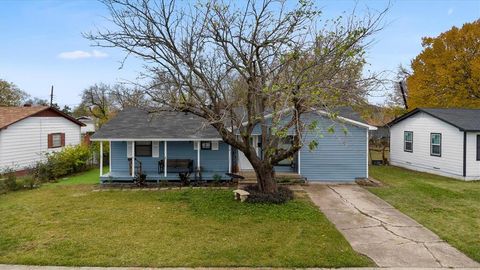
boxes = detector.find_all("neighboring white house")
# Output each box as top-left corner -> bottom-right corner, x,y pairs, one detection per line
0,106 -> 84,173
77,116 -> 96,134
389,108 -> 480,181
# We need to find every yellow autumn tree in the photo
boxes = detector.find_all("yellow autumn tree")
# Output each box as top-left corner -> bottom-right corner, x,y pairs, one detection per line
407,20 -> 480,109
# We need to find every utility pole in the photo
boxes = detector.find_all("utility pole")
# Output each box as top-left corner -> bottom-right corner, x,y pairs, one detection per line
50,85 -> 54,107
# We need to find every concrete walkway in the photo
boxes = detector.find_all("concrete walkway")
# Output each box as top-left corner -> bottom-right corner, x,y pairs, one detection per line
304,184 -> 480,268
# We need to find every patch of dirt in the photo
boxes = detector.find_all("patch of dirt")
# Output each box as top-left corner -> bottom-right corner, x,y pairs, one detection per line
355,177 -> 384,187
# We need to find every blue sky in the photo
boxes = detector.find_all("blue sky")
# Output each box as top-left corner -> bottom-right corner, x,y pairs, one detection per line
0,0 -> 479,107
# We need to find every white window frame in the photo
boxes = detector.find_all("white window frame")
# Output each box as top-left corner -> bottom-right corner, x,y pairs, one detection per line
404,131 -> 413,152
430,133 -> 442,157
51,133 -> 62,148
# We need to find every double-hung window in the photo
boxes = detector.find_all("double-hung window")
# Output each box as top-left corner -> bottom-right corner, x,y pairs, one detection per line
48,133 -> 64,148
430,133 -> 442,157
201,141 -> 212,150
135,141 -> 152,156
404,131 -> 413,152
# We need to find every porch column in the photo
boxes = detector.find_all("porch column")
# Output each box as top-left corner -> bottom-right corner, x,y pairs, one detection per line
131,141 -> 135,177
228,145 -> 232,173
297,151 -> 301,174
109,141 -> 112,173
164,141 -> 167,177
99,141 -> 103,176
197,141 -> 201,170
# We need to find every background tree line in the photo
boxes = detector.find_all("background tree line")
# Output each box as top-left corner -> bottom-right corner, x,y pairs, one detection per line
0,78 -> 150,127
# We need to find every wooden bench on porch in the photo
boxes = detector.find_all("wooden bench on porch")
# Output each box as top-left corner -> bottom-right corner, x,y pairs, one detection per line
158,159 -> 194,174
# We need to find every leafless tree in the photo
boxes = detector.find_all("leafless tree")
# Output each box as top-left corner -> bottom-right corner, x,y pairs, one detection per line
387,64 -> 411,109
86,0 -> 387,193
81,83 -> 113,125
110,84 -> 151,109
80,83 -> 150,125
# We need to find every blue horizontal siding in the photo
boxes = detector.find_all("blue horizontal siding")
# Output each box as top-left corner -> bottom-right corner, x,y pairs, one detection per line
200,142 -> 230,172
166,141 -> 198,167
274,166 -> 294,172
247,112 -> 367,181
111,141 -> 129,173
300,117 -> 367,182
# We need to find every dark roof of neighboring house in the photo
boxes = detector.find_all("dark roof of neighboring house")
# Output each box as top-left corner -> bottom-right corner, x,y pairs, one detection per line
0,106 -> 84,130
91,106 -> 369,140
388,108 -> 480,131
332,106 -> 367,124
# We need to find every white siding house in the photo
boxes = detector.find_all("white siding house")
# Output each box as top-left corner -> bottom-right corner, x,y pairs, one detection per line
0,106 -> 84,172
389,108 -> 480,181
77,116 -> 96,134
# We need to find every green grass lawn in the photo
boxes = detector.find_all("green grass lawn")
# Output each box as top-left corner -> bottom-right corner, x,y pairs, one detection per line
49,167 -> 107,186
0,169 -> 372,267
369,165 -> 480,262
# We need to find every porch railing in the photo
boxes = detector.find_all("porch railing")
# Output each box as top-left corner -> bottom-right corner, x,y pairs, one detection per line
128,158 -> 143,176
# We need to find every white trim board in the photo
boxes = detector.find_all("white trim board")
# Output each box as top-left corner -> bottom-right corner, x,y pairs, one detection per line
91,138 -> 224,142
236,108 -> 377,131
314,110 -> 377,130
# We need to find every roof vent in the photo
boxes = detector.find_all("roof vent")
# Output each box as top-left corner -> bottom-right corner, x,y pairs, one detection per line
23,103 -> 32,107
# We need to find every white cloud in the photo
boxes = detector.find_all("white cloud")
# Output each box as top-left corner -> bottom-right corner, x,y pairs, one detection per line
58,50 -> 108,60
448,8 -> 454,15
92,50 -> 108,58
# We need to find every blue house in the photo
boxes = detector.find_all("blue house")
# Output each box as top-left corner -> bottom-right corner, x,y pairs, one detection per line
91,107 -> 376,183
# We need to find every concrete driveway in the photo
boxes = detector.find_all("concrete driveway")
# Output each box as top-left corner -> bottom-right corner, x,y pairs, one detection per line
304,184 -> 480,268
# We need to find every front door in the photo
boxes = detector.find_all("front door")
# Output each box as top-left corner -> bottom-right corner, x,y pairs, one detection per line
238,136 -> 258,170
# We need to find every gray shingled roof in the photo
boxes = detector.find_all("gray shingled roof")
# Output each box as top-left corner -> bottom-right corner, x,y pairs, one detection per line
91,108 -> 221,140
389,108 -> 480,131
333,106 -> 366,123
92,106 -> 367,140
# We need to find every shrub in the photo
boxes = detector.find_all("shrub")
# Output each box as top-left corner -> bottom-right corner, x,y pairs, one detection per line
22,175 -> 39,189
33,144 -> 93,181
212,174 -> 222,183
133,173 -> 147,186
34,161 -> 51,182
243,185 -> 294,204
2,168 -> 19,191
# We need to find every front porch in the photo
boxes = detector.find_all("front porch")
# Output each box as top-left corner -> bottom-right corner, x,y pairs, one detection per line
98,140 -> 232,183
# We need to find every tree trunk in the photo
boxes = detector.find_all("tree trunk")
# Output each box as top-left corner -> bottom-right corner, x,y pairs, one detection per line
252,162 -> 278,193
